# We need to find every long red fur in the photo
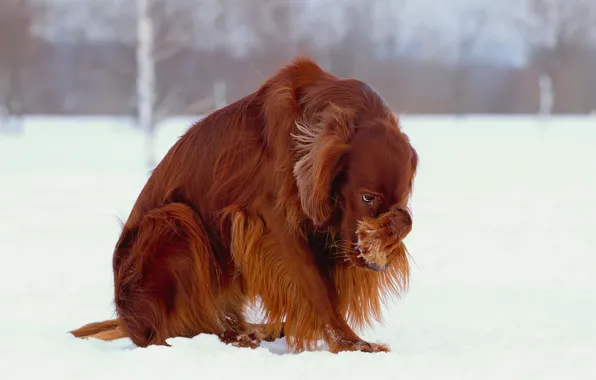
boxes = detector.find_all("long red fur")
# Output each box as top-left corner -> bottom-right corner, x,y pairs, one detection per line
70,57 -> 418,353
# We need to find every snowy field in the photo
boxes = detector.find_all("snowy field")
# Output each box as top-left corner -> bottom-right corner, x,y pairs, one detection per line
1,115 -> 595,379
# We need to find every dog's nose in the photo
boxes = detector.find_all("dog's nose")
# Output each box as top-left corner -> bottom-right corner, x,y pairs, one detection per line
389,208 -> 412,239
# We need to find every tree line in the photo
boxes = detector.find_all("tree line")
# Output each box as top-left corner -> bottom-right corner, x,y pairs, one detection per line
1,0 -> 595,124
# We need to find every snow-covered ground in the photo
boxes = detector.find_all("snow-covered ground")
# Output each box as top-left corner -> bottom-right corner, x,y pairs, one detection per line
1,115 -> 595,379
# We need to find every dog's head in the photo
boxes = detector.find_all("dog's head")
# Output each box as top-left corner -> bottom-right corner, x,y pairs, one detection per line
336,120 -> 417,271
292,68 -> 417,271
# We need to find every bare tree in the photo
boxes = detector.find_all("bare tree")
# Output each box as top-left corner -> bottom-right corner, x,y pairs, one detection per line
0,0 -> 40,133
453,9 -> 488,115
136,0 -> 201,168
77,0 -> 194,167
515,0 -> 596,114
136,0 -> 288,168
136,0 -> 157,168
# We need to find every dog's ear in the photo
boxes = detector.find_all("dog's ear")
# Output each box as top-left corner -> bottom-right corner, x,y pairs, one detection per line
293,105 -> 354,226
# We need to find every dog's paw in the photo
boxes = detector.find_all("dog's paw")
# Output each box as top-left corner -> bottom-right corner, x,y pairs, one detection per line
218,330 -> 261,349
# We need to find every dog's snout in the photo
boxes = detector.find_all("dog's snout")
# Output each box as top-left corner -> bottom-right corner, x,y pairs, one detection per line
391,207 -> 412,225
388,208 -> 412,239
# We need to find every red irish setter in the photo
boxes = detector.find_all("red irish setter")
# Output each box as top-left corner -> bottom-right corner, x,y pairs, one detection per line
70,57 -> 418,353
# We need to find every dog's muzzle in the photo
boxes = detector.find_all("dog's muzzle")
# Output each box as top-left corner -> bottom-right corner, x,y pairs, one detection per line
355,208 -> 412,271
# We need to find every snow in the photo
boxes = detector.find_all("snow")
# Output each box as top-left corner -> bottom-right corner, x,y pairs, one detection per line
1,115 -> 595,379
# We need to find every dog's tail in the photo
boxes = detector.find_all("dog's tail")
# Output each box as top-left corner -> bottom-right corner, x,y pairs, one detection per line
69,319 -> 128,341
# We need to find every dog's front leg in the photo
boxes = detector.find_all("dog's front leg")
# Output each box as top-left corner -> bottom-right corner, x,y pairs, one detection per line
228,207 -> 387,353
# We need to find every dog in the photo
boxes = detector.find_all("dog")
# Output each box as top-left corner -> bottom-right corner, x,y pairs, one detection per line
70,57 -> 418,353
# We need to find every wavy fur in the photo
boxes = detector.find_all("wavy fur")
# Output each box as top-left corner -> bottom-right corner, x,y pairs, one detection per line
70,57 -> 418,354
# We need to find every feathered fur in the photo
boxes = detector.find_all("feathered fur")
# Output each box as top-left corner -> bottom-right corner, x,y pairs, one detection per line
70,57 -> 418,353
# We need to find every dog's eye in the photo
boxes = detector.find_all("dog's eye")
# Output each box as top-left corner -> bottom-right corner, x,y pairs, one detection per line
361,194 -> 375,203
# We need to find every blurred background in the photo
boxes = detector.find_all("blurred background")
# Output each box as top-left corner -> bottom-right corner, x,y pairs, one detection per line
1,0 -> 595,129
